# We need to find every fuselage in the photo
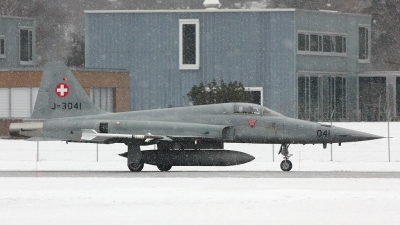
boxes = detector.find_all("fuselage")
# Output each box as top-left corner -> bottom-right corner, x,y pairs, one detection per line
17,103 -> 381,145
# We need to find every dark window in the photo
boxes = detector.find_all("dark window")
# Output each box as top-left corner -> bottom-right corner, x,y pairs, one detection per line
310,77 -> 319,121
248,91 -> 261,105
335,36 -> 343,53
0,38 -> 4,55
298,76 -> 306,119
397,77 -> 400,117
310,35 -> 319,51
298,34 -> 310,51
359,27 -> 369,60
20,29 -> 33,62
298,34 -> 306,51
343,37 -> 347,53
298,75 -> 347,121
182,24 -> 196,65
359,77 -> 386,121
298,32 -> 346,54
323,35 -> 332,52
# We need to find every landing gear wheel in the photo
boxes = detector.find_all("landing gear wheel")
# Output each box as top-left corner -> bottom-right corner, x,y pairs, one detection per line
128,162 -> 144,172
157,164 -> 172,172
280,160 -> 292,172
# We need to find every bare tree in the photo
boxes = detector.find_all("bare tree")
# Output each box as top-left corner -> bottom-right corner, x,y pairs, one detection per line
364,0 -> 400,70
0,0 -> 18,15
66,33 -> 84,67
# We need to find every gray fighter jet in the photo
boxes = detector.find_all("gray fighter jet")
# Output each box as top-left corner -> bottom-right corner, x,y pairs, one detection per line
9,62 -> 382,172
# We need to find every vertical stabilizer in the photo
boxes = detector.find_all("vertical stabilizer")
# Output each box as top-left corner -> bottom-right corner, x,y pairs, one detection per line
31,62 -> 105,120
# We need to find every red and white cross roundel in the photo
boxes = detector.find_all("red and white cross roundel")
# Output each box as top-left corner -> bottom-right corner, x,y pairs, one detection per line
55,83 -> 69,98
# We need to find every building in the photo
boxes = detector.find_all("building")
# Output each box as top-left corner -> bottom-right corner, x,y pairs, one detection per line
0,16 -> 35,68
85,7 -> 371,121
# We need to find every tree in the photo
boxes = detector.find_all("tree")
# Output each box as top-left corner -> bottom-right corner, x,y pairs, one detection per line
186,79 -> 254,105
0,0 -> 18,15
363,0 -> 400,70
66,33 -> 85,67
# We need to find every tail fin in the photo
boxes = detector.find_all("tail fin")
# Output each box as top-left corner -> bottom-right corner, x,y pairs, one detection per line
31,62 -> 105,120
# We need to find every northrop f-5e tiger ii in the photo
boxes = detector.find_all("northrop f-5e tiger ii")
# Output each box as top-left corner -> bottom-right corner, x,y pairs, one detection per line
9,62 -> 382,172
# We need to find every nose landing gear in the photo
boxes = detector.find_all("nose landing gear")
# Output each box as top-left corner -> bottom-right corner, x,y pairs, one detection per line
278,144 -> 293,171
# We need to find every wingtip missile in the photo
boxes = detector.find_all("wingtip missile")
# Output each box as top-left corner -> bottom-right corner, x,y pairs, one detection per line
80,129 -> 164,141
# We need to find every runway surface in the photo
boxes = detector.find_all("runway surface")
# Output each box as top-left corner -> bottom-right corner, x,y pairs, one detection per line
1,171 -> 399,178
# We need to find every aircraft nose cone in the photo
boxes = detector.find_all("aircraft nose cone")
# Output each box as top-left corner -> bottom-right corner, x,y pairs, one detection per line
334,126 -> 383,142
351,132 -> 383,141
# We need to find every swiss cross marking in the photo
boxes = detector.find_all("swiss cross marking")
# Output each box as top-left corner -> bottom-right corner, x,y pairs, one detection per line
248,119 -> 257,128
55,83 -> 69,98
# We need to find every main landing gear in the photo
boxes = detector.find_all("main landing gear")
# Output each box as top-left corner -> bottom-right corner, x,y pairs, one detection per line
125,142 -> 173,172
278,144 -> 293,172
128,162 -> 144,172
127,141 -> 144,172
156,143 -> 173,172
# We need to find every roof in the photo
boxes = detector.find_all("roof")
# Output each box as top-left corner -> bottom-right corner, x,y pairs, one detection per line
84,8 -> 296,14
0,67 -> 127,73
359,71 -> 400,77
84,8 -> 370,17
0,15 -> 35,21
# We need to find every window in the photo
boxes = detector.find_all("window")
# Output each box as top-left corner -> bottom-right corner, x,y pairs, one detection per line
0,89 -> 10,117
359,77 -> 386,121
0,88 -> 38,118
298,34 -> 308,51
179,19 -> 199,70
245,87 -> 263,105
298,74 -> 347,122
310,34 -> 322,52
359,26 -> 370,61
335,36 -> 346,53
0,36 -> 5,58
20,28 -> 33,64
90,88 -> 114,112
298,31 -> 346,56
397,77 -> 400,117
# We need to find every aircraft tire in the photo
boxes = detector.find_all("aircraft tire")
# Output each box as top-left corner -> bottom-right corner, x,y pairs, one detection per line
157,164 -> 172,172
280,160 -> 292,172
128,162 -> 144,172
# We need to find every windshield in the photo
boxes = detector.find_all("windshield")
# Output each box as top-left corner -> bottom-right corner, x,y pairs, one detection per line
233,103 -> 261,115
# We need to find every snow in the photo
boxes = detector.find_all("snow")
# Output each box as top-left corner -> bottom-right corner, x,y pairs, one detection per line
0,122 -> 399,224
0,178 -> 399,224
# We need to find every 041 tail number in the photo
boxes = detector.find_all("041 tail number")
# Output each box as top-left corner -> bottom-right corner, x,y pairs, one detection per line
317,130 -> 330,137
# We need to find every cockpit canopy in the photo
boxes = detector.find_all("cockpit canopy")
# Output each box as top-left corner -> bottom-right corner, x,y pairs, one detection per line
230,103 -> 283,117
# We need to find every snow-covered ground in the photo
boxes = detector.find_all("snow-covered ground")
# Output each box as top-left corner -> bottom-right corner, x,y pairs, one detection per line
1,178 -> 399,225
0,122 -> 399,225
